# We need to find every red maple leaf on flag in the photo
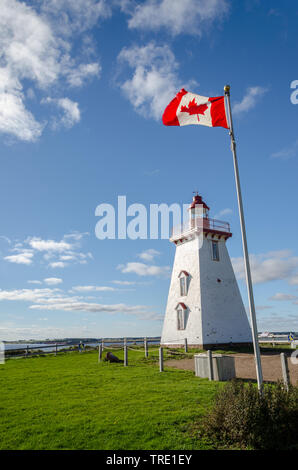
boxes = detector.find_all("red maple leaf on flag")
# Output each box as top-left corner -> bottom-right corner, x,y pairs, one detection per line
180,98 -> 208,121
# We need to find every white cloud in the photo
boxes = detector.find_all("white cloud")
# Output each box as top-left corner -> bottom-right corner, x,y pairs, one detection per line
214,208 -> 233,219
258,313 -> 298,332
42,97 -> 81,128
55,98 -> 80,127
0,320 -> 166,341
233,86 -> 267,116
1,233 -> 92,269
112,280 -> 137,285
59,252 -> 93,264
138,249 -> 160,262
126,0 -> 230,36
66,63 -> 101,87
44,277 -> 63,285
118,42 -> 189,120
59,255 -> 76,261
0,288 -> 60,303
0,0 -> 105,142
30,301 -> 156,319
49,261 -> 66,269
28,280 -> 42,285
111,279 -> 151,286
118,261 -> 170,277
0,1 -> 60,86
0,235 -> 12,244
40,0 -> 112,35
0,77 -> 44,142
271,140 -> 298,160
0,286 -> 158,320
28,237 -> 73,252
289,275 -> 298,285
64,231 -> 90,241
269,293 -> 298,301
4,252 -> 33,265
0,324 -> 94,341
0,0 -> 58,141
232,250 -> 298,285
72,285 -> 116,292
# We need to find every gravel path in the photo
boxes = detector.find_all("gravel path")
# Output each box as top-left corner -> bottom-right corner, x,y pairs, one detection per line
166,352 -> 298,385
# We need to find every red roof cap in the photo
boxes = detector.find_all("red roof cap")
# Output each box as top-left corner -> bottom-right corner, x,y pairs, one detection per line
188,194 -> 209,211
178,270 -> 189,277
176,302 -> 187,310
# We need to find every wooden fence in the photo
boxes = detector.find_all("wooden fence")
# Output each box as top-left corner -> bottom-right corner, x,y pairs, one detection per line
4,337 -> 161,359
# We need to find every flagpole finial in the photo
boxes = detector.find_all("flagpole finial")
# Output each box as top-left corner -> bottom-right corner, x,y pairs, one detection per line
224,84 -> 230,95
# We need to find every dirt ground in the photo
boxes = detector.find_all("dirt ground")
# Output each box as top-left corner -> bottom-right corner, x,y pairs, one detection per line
166,351 -> 298,385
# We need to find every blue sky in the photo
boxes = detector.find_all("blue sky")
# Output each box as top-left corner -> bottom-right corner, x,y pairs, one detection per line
1,0 -> 298,340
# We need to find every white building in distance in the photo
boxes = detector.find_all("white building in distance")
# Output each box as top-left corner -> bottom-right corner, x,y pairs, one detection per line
161,193 -> 252,349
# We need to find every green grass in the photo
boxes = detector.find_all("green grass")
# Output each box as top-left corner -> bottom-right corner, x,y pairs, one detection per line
0,348 -> 221,450
259,343 -> 296,351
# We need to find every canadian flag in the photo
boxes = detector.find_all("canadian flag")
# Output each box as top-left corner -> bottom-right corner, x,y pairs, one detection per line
162,88 -> 229,129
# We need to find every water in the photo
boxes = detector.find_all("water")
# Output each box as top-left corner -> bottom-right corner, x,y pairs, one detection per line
4,342 -> 73,353
5,343 -> 56,351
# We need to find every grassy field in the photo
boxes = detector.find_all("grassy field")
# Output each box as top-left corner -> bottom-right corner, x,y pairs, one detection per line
0,348 -> 221,450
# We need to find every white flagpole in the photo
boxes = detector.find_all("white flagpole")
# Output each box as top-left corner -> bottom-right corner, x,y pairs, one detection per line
224,85 -> 263,392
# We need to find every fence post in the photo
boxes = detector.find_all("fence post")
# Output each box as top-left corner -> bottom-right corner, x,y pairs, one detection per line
26,345 -> 29,358
184,338 -> 188,353
101,340 -> 104,351
159,347 -> 164,372
124,344 -> 128,367
98,344 -> 102,362
144,337 -> 148,358
55,343 -> 57,356
280,353 -> 290,391
207,350 -> 214,381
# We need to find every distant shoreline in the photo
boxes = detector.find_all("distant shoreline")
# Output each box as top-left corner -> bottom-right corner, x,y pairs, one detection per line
2,336 -> 162,344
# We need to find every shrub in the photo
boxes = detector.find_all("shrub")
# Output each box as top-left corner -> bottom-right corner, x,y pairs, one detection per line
202,380 -> 298,450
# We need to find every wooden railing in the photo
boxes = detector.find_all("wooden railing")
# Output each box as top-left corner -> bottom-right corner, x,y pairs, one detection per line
3,337 -> 161,359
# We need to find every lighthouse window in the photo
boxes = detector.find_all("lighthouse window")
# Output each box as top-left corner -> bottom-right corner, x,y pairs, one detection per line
178,271 -> 189,295
211,241 -> 219,261
177,309 -> 185,330
180,276 -> 187,296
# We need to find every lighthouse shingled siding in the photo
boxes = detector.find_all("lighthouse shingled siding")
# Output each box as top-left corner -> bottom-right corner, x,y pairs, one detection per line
161,198 -> 252,348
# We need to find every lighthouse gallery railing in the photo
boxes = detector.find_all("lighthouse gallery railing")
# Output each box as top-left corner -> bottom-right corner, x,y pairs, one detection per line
171,217 -> 231,239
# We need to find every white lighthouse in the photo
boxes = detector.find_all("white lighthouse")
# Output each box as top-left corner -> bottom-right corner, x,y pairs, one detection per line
161,193 -> 252,348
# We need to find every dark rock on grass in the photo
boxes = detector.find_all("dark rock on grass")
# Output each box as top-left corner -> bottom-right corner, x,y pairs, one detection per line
104,351 -> 124,363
